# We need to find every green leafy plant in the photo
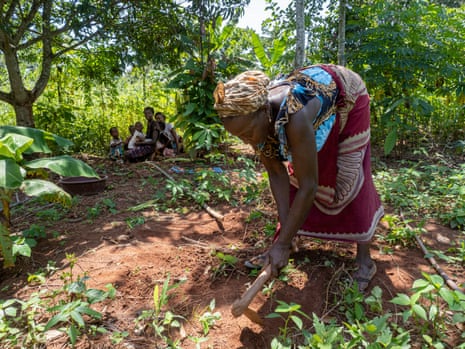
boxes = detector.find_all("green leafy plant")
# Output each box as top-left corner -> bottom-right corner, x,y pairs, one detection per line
378,214 -> 421,247
445,237 -> 465,265
374,163 -> 465,266
45,253 -> 116,347
300,313 -> 345,348
0,292 -> 46,347
135,274 -> 186,347
27,260 -> 58,285
167,15 -> 240,155
198,299 -> 221,335
86,203 -> 102,221
194,168 -> 233,204
0,255 -> 114,348
391,272 -> 465,342
344,313 -> 411,348
340,283 -> 366,323
36,207 -> 64,222
267,300 -> 311,347
0,126 -> 97,268
211,251 -> 238,278
22,224 -> 47,240
10,235 -> 37,260
102,198 -> 118,214
249,31 -> 287,76
364,286 -> 384,314
126,216 -> 145,229
110,330 -> 129,344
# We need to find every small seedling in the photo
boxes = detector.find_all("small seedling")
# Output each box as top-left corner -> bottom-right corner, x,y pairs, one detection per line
102,198 -> 118,214
211,251 -> 238,278
126,216 -> 145,229
86,204 -> 101,221
36,207 -> 63,222
135,274 -> 186,347
198,299 -> 221,335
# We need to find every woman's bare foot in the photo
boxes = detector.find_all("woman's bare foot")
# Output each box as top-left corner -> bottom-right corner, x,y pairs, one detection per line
352,262 -> 377,291
354,243 -> 376,291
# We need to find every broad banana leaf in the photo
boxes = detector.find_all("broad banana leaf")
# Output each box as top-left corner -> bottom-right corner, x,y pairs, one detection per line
0,159 -> 24,189
0,134 -> 34,162
24,155 -> 98,178
0,223 -> 13,268
20,179 -> 72,207
251,32 -> 270,70
0,126 -> 73,154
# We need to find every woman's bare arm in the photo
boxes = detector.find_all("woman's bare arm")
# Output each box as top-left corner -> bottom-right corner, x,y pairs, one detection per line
267,98 -> 319,275
260,155 -> 290,227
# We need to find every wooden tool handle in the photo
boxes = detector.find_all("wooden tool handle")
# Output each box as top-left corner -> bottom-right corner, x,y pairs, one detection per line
231,264 -> 272,317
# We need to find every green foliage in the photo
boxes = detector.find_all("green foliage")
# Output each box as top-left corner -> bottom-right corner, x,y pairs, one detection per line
341,283 -> 367,322
268,276 -> 464,348
198,299 -> 221,335
345,0 -> 465,154
212,251 -> 238,278
44,254 -> 116,346
11,235 -> 36,259
375,162 -> 465,230
379,214 -> 423,248
135,274 -> 186,347
267,300 -> 311,347
36,207 -> 64,222
169,11 -> 254,154
0,126 -> 97,268
34,64 -> 178,155
126,216 -> 145,229
250,31 -> 288,76
86,203 -> 102,221
141,163 -> 247,213
102,198 -> 118,214
169,58 -> 224,154
0,126 -> 73,155
22,224 -> 47,240
390,272 -> 465,343
0,293 -> 46,347
0,255 -> 115,348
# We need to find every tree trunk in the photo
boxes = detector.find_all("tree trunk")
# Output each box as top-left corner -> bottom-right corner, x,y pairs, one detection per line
294,0 -> 306,68
13,102 -> 35,128
337,0 -> 347,66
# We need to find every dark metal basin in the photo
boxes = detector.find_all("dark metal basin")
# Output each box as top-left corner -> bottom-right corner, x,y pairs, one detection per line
58,176 -> 107,196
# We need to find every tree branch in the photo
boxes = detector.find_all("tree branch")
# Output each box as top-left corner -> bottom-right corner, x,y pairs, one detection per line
4,0 -> 20,22
52,34 -> 97,58
31,0 -> 52,101
13,0 -> 42,45
0,0 -> 6,18
17,25 -> 68,50
0,90 -> 13,104
17,12 -> 100,51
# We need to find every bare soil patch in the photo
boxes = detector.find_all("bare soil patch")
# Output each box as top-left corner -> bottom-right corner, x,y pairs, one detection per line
1,156 -> 464,348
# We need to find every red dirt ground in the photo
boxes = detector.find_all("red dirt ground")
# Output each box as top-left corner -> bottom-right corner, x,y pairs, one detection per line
1,155 -> 464,348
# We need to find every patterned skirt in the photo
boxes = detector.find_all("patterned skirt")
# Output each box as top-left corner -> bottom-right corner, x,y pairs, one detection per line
287,65 -> 384,243
126,145 -> 154,162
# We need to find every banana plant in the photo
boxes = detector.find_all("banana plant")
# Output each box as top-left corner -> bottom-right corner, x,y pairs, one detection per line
0,126 -> 98,268
250,31 -> 287,77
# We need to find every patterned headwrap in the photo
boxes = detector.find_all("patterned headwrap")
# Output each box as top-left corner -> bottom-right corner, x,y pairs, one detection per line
213,71 -> 270,118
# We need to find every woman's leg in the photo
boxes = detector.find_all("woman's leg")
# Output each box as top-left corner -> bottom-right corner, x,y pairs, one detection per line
354,242 -> 376,291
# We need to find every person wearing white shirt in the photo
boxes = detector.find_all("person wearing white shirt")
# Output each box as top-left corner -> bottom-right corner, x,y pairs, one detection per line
127,121 -> 146,150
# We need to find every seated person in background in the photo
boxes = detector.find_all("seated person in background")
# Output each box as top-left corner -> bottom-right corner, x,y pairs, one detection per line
154,121 -> 175,158
155,112 -> 181,154
124,124 -> 135,150
125,107 -> 159,162
127,121 -> 145,150
109,126 -> 124,161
